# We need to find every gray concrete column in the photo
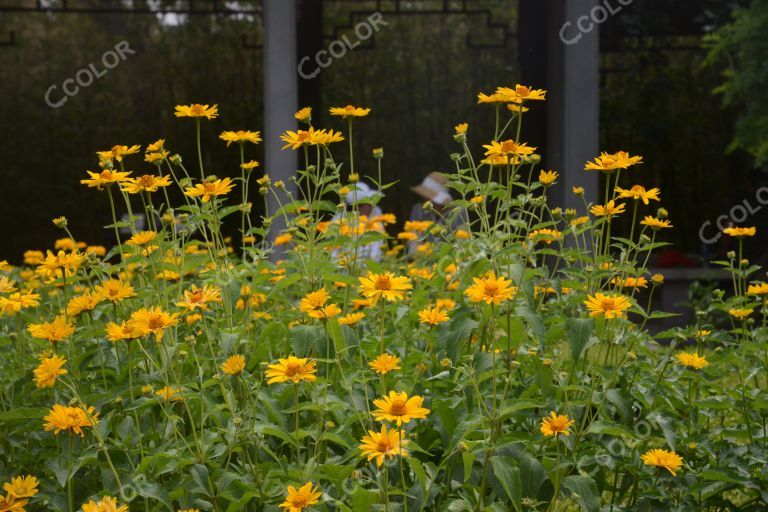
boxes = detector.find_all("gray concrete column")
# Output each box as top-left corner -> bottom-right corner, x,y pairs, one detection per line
263,0 -> 298,240
546,0 -> 600,212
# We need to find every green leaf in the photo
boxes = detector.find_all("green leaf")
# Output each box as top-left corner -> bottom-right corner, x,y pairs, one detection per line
562,475 -> 599,512
351,487 -> 380,511
490,456 -> 522,511
566,318 -> 594,363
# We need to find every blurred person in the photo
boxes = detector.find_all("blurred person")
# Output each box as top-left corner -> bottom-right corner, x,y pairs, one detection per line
408,172 -> 468,253
332,181 -> 385,262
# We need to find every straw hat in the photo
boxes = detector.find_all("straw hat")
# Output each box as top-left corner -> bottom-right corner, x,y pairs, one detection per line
410,172 -> 452,205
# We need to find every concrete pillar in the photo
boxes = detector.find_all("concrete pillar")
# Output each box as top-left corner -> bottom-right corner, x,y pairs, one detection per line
263,0 -> 298,240
545,0 -> 600,211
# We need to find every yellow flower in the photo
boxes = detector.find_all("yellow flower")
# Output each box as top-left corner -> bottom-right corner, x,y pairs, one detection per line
266,356 -> 317,385
145,151 -> 169,164
295,107 -> 312,123
540,411 -> 575,437
128,307 -> 179,341
612,276 -> 648,289
0,495 -> 27,512
338,312 -> 366,326
585,151 -> 643,173
120,174 -> 172,194
454,123 -> 468,135
590,200 -> 626,218
185,177 -> 235,202
175,284 -> 222,311
435,298 -> 456,310
126,230 -> 157,247
584,293 -> 632,319
174,103 -> 219,119
483,139 -> 536,158
329,105 -> 371,118
66,290 -> 104,317
641,448 -> 683,476
359,425 -> 408,467
372,391 -> 430,426
723,226 -> 756,237
33,354 -> 67,388
675,352 -> 708,370
0,292 -> 40,316
97,144 -> 141,163
28,315 -> 75,344
300,288 -> 330,312
44,404 -> 98,436
105,321 -> 143,342
748,282 -> 768,295
3,475 -> 39,499
496,84 -> 547,102
155,386 -> 184,402
358,272 -> 412,302
219,130 -> 262,146
418,307 -> 450,325
35,250 -> 82,281
729,308 -> 753,320
369,353 -> 401,375
538,170 -> 559,186
465,272 -> 517,305
615,185 -> 661,205
279,482 -> 321,512
221,354 -> 246,375
146,139 -> 165,152
570,216 -> 589,228
572,186 -> 585,196
95,279 -> 136,303
81,496 -> 128,512
528,228 -> 562,245
80,169 -> 132,189
242,160 -> 260,170
640,216 -> 672,230
274,233 -> 293,246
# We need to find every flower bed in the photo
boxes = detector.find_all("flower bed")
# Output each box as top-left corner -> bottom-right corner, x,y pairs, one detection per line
0,86 -> 766,512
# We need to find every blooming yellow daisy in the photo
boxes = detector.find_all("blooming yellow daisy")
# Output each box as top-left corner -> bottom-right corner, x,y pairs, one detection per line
174,103 -> 219,119
641,448 -> 683,476
66,290 -> 104,317
279,482 -> 321,512
747,282 -> 768,295
219,130 -> 262,146
369,353 -> 401,375
155,386 -> 184,402
81,496 -> 128,512
338,312 -> 366,326
615,185 -> 661,205
723,226 -> 756,237
266,356 -> 317,385
590,200 -> 626,218
538,169 -> 559,186
675,352 -> 708,370
127,307 -> 179,341
33,354 -> 67,389
464,272 -> 517,305
584,293 -> 632,319
329,105 -> 371,118
640,216 -> 672,230
28,315 -> 75,344
372,391 -> 430,426
105,321 -> 143,342
359,425 -> 408,467
175,284 -> 222,311
3,475 -> 39,499
97,144 -> 141,163
585,151 -> 643,172
483,139 -> 536,158
295,107 -> 312,123
95,279 -> 136,303
0,291 -> 40,316
185,177 -> 235,203
540,411 -> 575,437
729,308 -> 753,320
418,306 -> 450,325
80,169 -> 132,189
120,174 -> 172,194
221,354 -> 246,376
44,404 -> 99,436
358,272 -> 412,302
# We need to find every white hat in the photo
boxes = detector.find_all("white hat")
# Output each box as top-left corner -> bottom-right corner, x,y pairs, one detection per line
345,182 -> 377,205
